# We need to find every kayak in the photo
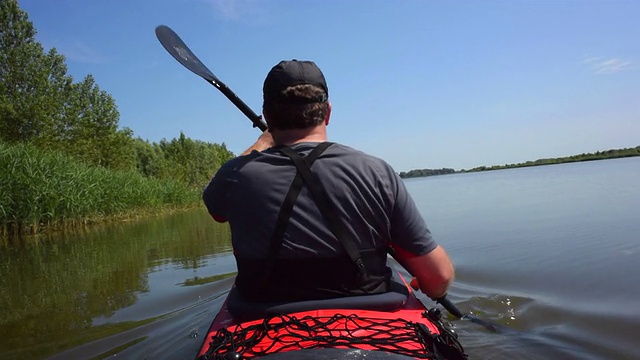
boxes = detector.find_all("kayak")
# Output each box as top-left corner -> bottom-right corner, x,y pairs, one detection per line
195,272 -> 468,359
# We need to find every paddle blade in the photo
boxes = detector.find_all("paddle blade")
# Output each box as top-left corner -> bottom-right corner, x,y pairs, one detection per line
155,25 -> 219,83
438,297 -> 515,334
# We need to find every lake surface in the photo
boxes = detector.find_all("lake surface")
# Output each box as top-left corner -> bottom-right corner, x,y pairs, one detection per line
1,156 -> 639,359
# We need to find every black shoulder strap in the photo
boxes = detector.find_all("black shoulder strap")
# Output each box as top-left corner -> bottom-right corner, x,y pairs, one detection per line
265,142 -> 333,264
278,143 -> 368,277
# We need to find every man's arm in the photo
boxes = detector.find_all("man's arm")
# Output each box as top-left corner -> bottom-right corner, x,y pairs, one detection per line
203,131 -> 274,222
392,244 -> 455,300
384,163 -> 455,300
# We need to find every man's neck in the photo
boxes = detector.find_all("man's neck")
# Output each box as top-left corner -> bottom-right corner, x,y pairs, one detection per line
272,125 -> 327,146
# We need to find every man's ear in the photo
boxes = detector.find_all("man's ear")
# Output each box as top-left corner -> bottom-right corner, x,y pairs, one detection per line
325,102 -> 332,126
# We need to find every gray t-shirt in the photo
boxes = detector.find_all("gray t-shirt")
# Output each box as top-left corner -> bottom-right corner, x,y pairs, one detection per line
203,142 -> 437,259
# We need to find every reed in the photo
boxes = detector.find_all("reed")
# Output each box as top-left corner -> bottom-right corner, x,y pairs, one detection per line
0,142 -> 201,237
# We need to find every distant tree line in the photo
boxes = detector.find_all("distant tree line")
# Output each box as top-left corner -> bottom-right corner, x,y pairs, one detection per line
399,168 -> 456,179
400,146 -> 640,179
462,146 -> 640,173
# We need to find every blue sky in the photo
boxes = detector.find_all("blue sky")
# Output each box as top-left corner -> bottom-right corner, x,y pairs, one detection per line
21,1 -> 639,172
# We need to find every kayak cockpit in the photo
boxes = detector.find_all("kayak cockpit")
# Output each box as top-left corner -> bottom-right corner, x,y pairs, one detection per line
227,280 -> 409,321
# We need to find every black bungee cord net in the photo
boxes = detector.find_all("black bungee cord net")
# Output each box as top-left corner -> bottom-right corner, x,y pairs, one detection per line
198,313 -> 457,360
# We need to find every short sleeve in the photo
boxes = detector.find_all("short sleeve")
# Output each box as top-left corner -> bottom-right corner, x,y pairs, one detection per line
389,174 -> 438,256
202,162 -> 234,221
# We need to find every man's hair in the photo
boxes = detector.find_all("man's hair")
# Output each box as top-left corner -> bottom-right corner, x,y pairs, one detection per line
263,84 -> 329,130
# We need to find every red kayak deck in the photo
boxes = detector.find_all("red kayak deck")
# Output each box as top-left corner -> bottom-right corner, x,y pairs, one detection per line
196,274 -> 464,359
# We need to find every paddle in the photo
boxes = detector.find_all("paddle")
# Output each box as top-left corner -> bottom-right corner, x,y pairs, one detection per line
386,249 -> 508,333
437,297 -> 506,332
155,25 -> 267,131
155,24 -> 506,333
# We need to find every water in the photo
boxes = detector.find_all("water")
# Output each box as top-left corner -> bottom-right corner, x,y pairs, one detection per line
1,157 -> 639,359
404,157 -> 640,359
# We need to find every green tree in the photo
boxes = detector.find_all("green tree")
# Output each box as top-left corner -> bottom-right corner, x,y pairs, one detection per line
0,0 -> 73,145
1,0 -> 134,171
133,137 -> 165,178
140,133 -> 234,188
63,74 -> 135,170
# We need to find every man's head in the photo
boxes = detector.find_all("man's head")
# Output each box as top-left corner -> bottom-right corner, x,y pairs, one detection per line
262,60 -> 330,131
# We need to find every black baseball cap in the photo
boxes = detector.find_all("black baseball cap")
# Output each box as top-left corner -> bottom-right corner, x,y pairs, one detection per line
263,60 -> 329,104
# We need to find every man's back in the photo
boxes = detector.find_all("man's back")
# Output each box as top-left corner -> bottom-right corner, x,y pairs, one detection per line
203,142 -> 436,302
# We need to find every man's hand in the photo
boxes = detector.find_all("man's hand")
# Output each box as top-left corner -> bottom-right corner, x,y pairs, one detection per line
241,130 -> 275,155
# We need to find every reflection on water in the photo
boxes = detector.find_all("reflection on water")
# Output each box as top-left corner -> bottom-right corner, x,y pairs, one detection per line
0,208 -> 232,360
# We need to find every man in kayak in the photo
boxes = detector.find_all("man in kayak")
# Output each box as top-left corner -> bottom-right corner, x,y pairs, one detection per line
203,60 -> 454,304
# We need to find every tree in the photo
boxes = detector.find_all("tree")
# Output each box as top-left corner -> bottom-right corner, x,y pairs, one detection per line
62,74 -> 135,170
133,137 -> 165,178
1,1 -> 135,171
0,0 -> 72,144
135,133 -> 234,188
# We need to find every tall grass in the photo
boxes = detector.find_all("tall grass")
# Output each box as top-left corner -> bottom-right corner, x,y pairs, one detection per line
0,142 -> 201,237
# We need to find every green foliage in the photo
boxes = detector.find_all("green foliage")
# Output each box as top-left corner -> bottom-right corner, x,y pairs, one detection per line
161,132 -> 233,187
59,74 -> 137,171
0,142 -> 201,237
132,134 -> 234,188
0,0 -> 71,142
0,0 -> 133,171
0,1 -> 235,236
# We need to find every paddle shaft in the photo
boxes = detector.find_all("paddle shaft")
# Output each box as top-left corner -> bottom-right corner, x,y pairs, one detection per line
208,78 -> 266,131
155,25 -> 267,131
436,296 -> 465,318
